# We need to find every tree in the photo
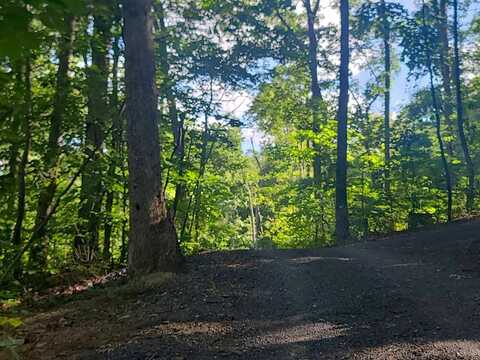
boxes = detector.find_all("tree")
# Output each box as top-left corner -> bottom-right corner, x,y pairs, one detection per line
103,28 -> 123,262
154,1 -> 185,220
399,3 -> 454,222
380,0 -> 391,203
3,0 -> 480,292
420,2 -> 453,221
355,0 -> 407,224
436,0 -> 455,157
30,16 -> 76,269
10,55 -> 32,278
123,0 -> 183,275
452,0 -> 475,211
303,0 -> 323,189
75,5 -> 113,260
335,0 -> 350,242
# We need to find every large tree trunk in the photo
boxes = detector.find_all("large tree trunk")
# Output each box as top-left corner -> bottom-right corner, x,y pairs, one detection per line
11,56 -> 32,278
123,0 -> 183,276
30,17 -> 75,269
452,0 -> 475,211
75,13 -> 111,260
335,0 -> 350,243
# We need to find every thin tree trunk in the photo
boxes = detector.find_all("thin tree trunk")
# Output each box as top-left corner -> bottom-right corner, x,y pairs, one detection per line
11,56 -> 32,278
104,34 -> 122,262
180,193 -> 193,243
171,115 -> 186,218
190,89 -> 214,241
191,141 -> 215,242
250,138 -> 262,172
452,0 -> 475,211
430,77 -> 453,222
179,140 -> 194,243
119,152 -> 129,265
304,0 -> 323,187
380,0 -> 392,213
422,2 -> 453,222
6,112 -> 20,218
2,159 -> 87,281
123,0 -> 183,276
254,206 -> 263,240
30,17 -> 76,269
335,0 -> 350,243
189,118 -> 211,240
437,0 -> 455,157
75,13 -> 111,260
4,62 -> 27,217
245,183 -> 257,248
154,3 -> 186,219
7,144 -> 18,192
249,139 -> 264,242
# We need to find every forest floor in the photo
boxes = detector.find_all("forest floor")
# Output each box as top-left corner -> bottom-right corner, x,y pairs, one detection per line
8,219 -> 480,359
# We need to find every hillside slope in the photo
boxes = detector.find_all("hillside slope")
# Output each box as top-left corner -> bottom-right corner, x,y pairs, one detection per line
22,220 -> 480,359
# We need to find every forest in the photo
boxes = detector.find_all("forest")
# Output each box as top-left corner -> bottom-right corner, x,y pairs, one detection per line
1,0 -> 480,358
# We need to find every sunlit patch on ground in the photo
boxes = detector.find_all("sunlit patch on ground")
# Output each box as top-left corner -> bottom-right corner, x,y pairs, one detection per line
425,340 -> 480,358
289,256 -> 353,264
137,321 -> 234,337
224,258 -> 276,268
250,321 -> 347,346
358,340 -> 480,359
384,262 -> 424,268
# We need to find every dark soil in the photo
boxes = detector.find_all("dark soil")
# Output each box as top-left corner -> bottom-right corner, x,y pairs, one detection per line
18,219 -> 480,359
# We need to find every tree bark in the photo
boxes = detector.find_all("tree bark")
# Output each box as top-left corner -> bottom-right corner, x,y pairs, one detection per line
30,17 -> 76,269
335,0 -> 350,243
123,0 -> 183,276
452,0 -> 475,211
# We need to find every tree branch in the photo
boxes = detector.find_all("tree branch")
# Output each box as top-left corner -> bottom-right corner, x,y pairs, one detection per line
275,9 -> 305,50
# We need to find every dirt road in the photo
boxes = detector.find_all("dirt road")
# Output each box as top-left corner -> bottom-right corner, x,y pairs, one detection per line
24,220 -> 480,359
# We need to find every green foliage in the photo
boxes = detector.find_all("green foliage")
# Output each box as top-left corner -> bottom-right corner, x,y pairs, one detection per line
0,0 -> 480,294
354,0 -> 408,38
